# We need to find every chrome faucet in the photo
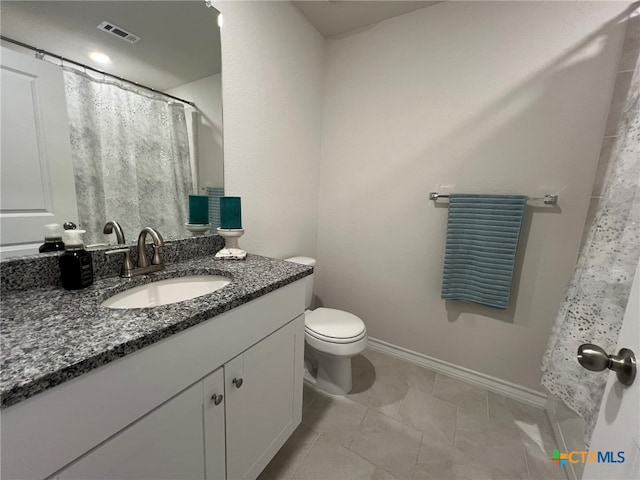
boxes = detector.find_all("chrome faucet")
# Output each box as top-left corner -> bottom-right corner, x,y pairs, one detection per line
105,227 -> 164,278
103,221 -> 126,244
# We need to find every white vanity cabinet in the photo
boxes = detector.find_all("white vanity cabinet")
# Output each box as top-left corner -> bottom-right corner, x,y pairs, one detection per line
1,280 -> 305,480
57,318 -> 300,480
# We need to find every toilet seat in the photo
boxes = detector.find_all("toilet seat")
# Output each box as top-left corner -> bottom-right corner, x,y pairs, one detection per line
305,308 -> 366,344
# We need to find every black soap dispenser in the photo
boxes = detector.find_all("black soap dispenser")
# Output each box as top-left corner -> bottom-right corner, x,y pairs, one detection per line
39,224 -> 65,253
59,229 -> 94,290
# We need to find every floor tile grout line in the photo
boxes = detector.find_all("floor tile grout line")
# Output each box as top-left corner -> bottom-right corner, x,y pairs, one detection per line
409,429 -> 424,480
355,405 -> 369,431
452,405 -> 460,449
429,371 -> 493,416
486,389 -> 491,420
343,426 -> 422,480
340,434 -> 391,478
342,379 -> 427,479
288,431 -> 321,479
523,438 -> 534,480
518,438 -> 532,480
302,393 -> 317,414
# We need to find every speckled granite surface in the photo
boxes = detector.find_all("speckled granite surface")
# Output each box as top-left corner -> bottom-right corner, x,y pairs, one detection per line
0,254 -> 312,409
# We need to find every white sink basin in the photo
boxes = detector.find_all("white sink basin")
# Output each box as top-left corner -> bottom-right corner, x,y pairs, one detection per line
102,275 -> 231,309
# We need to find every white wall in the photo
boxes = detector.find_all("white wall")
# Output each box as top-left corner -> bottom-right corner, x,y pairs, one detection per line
315,2 -> 628,391
167,73 -> 224,190
213,0 -> 324,258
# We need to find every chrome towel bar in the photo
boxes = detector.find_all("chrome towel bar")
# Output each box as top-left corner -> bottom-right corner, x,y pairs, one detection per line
429,192 -> 558,205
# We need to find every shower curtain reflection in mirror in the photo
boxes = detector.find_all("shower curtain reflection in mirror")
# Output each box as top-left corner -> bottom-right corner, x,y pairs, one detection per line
63,68 -> 195,245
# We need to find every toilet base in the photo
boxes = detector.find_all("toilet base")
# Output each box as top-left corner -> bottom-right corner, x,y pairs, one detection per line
304,344 -> 354,395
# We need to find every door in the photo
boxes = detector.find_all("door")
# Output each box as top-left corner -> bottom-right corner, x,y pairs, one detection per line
0,46 -> 78,258
225,319 -> 303,480
582,260 -> 640,479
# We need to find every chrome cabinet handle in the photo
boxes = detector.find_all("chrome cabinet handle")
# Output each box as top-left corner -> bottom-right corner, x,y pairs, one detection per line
232,378 -> 243,388
578,344 -> 637,386
211,393 -> 223,405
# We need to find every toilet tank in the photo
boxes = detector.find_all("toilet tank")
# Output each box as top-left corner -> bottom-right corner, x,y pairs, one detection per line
284,256 -> 315,310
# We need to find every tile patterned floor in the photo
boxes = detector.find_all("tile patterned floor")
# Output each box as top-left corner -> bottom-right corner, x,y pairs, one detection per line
258,349 -> 566,480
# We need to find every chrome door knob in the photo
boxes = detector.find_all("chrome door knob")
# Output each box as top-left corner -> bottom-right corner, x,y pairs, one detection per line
578,344 -> 637,386
232,377 -> 243,388
577,344 -> 610,371
211,393 -> 223,405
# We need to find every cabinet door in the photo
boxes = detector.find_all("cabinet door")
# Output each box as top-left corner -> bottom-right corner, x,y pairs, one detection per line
58,381 -> 207,480
226,317 -> 304,480
203,367 -> 226,480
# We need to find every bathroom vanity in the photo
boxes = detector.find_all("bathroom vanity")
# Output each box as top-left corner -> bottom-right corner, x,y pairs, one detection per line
0,252 -> 312,480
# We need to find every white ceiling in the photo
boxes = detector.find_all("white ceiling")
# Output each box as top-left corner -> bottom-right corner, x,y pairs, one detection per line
293,1 -> 441,38
0,1 -> 439,91
0,1 -> 221,91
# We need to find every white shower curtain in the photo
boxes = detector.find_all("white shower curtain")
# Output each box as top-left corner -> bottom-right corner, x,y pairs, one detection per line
63,69 -> 193,245
540,41 -> 640,444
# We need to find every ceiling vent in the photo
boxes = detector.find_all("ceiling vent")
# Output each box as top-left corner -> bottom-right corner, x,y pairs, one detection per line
97,21 -> 140,44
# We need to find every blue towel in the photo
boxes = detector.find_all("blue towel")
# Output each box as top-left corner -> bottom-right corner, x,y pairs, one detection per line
441,194 -> 527,309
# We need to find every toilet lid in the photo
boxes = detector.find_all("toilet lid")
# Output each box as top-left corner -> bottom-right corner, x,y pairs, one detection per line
305,308 -> 366,343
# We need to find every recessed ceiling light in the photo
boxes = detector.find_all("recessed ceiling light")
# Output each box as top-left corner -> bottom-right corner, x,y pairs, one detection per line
89,51 -> 111,64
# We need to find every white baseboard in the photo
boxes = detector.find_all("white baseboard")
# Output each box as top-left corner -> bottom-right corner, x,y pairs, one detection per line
367,337 -> 548,409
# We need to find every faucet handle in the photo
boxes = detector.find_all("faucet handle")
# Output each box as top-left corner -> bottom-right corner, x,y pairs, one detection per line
106,247 -> 135,277
105,247 -> 129,254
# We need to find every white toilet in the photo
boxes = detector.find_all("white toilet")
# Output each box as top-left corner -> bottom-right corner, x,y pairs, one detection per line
285,257 -> 367,395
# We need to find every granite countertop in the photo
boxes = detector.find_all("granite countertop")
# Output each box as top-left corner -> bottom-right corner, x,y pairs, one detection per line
0,254 -> 313,409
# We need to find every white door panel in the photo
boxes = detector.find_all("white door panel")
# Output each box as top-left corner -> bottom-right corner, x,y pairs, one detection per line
0,46 -> 78,257
226,321 -> 299,480
57,381 -> 206,480
583,260 -> 640,479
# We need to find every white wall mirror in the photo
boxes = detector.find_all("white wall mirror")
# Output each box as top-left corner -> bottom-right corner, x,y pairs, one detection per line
0,0 -> 223,256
